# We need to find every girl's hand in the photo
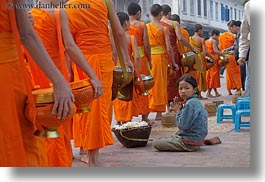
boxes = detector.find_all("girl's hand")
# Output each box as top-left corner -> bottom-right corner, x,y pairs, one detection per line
169,97 -> 182,113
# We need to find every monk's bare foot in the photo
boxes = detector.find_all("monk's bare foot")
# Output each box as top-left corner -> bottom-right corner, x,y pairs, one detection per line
204,136 -> 222,145
206,93 -> 215,98
155,112 -> 162,120
80,155 -> 89,164
215,93 -> 221,97
228,91 -> 232,95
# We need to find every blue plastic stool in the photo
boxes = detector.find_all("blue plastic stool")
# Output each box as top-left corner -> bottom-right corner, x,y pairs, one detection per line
234,109 -> 251,132
236,98 -> 250,110
217,104 -> 236,123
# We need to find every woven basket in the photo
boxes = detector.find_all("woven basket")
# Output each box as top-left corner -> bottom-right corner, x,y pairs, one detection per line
161,112 -> 176,127
112,125 -> 152,148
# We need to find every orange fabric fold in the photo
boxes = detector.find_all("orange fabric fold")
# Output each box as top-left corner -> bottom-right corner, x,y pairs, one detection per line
219,32 -> 242,90
66,0 -> 115,151
26,8 -> 72,167
160,21 -> 182,102
113,35 -> 140,122
66,0 -> 111,55
205,39 -> 220,88
0,1 -> 47,166
189,37 -> 207,92
146,23 -> 168,112
127,22 -> 149,115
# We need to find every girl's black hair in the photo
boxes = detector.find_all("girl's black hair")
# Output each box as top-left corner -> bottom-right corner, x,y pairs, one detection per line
117,12 -> 129,25
177,75 -> 198,93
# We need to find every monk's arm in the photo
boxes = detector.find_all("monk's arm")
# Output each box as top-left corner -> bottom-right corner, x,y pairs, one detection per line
143,24 -> 152,66
174,21 -> 197,53
212,39 -> 223,57
133,37 -> 141,73
165,29 -> 179,70
14,0 -> 74,119
109,27 -> 118,65
60,9 -> 103,98
107,0 -> 134,72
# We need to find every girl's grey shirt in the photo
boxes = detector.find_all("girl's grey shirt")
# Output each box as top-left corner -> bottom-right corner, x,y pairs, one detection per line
176,94 -> 208,143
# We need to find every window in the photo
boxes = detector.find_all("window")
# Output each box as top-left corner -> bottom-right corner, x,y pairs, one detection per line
182,0 -> 187,13
221,3 -> 225,21
226,5 -> 229,21
215,2 -> 218,20
197,0 -> 201,16
210,0 -> 214,19
234,8 -> 237,20
190,0 -> 195,16
239,10 -> 241,21
230,7 -> 233,20
203,0 -> 207,17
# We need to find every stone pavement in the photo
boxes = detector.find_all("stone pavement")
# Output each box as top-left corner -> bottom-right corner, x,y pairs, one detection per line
72,74 -> 251,167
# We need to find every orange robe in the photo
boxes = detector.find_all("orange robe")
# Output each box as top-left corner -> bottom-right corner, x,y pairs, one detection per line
113,35 -> 140,122
160,21 -> 182,103
205,39 -> 221,88
127,22 -> 149,115
26,8 -> 72,167
177,27 -> 190,76
146,23 -> 168,112
219,32 -> 242,90
66,0 -> 114,150
189,36 -> 207,92
0,1 -> 46,166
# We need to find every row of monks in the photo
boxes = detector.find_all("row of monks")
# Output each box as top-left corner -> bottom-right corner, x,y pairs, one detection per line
0,0 -> 242,167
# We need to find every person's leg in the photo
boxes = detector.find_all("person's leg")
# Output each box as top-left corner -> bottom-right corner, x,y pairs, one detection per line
240,64 -> 246,91
206,88 -> 215,98
214,88 -> 221,97
153,134 -> 200,152
244,62 -> 250,97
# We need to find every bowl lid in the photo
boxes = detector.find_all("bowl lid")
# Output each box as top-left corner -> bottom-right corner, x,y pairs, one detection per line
70,79 -> 90,90
32,88 -> 54,104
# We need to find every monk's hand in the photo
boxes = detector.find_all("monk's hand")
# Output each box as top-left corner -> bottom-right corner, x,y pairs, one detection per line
52,81 -> 75,120
172,63 -> 179,71
90,77 -> 103,98
192,48 -> 199,54
126,59 -> 134,73
237,57 -> 246,66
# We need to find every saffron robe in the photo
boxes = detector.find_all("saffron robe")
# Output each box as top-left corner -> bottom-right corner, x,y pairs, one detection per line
27,8 -> 72,167
205,39 -> 221,88
66,0 -> 114,150
113,35 -> 140,122
127,22 -> 149,115
146,23 -> 168,112
160,21 -> 182,102
219,32 -> 242,90
189,36 -> 207,92
0,1 -> 46,166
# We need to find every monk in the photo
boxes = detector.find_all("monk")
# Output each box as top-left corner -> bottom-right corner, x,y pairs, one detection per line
113,12 -> 141,123
189,24 -> 214,99
171,14 -> 191,58
127,2 -> 151,122
205,30 -> 222,97
0,0 -> 74,166
160,6 -> 197,105
66,0 -> 134,166
146,4 -> 179,120
26,0 -> 103,167
219,20 -> 242,95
